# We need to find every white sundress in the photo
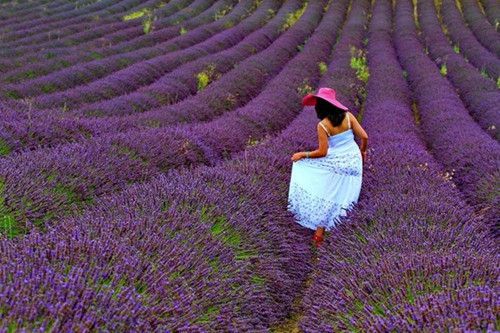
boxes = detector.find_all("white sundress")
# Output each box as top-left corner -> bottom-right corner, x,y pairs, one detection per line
287,114 -> 363,231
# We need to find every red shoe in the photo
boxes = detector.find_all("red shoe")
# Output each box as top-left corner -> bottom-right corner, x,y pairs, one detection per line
312,234 -> 324,247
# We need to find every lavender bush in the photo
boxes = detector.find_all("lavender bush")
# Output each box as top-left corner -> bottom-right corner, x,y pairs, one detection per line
479,0 -> 500,29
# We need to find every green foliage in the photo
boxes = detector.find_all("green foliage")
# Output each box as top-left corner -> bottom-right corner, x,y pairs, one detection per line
196,64 -> 220,91
179,26 -> 187,35
214,5 -> 233,20
123,8 -> 154,34
350,46 -> 370,82
251,274 -> 266,285
480,69 -> 489,79
0,138 -> 10,156
22,70 -> 35,79
223,20 -> 235,29
194,305 -> 220,324
44,52 -> 56,59
266,8 -> 276,19
453,44 -> 460,54
440,63 -> 447,76
41,83 -> 57,93
280,2 -> 308,32
5,90 -> 21,99
143,17 -> 153,34
89,51 -> 103,60
0,180 -> 19,239
497,77 -> 500,89
210,216 -> 241,247
122,8 -> 149,21
318,61 -> 328,75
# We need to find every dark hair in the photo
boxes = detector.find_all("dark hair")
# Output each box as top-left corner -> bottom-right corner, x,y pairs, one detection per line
315,97 -> 346,126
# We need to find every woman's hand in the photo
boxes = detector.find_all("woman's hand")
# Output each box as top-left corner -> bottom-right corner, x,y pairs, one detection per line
361,151 -> 367,165
291,152 -> 306,162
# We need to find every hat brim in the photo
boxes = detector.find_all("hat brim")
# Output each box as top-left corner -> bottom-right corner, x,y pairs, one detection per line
302,94 -> 349,110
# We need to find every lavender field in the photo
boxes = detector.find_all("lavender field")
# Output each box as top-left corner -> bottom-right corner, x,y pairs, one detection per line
0,0 -> 499,331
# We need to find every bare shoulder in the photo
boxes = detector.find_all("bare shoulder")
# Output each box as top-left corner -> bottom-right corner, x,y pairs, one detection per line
347,111 -> 357,123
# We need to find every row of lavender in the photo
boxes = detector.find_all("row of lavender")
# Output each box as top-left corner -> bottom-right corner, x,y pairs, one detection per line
396,0 -> 500,220
0,0 -> 234,83
0,0 -> 286,151
0,0 -> 69,25
0,0 -> 360,330
417,0 -> 499,139
0,0 -> 335,235
459,0 -> 500,56
479,0 -> 500,27
436,0 -> 500,78
299,0 -> 497,331
0,0 -> 312,152
1,0 -> 255,99
0,0 -> 152,45
0,0 -> 210,66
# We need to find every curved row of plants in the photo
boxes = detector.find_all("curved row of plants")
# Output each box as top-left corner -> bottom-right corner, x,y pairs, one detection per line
436,0 -> 500,78
395,0 -> 500,216
417,0 -> 499,140
0,0 -> 329,234
0,0 -> 234,81
459,0 -> 500,55
478,0 -> 500,29
1,1 -> 294,151
1,0 -> 257,99
0,0 -> 205,61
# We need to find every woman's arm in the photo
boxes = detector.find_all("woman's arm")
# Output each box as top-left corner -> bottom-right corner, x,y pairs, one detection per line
291,123 -> 329,161
349,112 -> 368,162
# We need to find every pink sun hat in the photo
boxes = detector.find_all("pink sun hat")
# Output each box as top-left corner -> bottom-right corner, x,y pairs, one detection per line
301,87 -> 349,111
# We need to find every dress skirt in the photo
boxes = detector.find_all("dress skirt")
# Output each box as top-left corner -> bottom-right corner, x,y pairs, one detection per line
287,129 -> 363,231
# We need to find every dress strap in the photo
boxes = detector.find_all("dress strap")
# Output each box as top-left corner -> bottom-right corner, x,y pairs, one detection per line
319,121 -> 330,136
347,112 -> 351,129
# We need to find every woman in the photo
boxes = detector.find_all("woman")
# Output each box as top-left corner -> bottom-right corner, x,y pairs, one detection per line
288,87 -> 368,247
